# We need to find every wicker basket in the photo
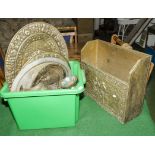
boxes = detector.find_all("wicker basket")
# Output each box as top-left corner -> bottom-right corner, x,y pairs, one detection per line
81,39 -> 151,123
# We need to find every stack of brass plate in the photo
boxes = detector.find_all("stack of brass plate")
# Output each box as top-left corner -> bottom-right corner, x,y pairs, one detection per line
5,22 -> 71,91
11,57 -> 71,91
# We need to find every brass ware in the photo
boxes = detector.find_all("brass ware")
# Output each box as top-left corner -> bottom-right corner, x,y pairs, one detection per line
81,39 -> 151,123
11,57 -> 71,91
20,50 -> 70,91
5,22 -> 68,88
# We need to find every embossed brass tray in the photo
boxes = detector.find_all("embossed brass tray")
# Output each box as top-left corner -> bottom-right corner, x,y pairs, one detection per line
5,22 -> 68,88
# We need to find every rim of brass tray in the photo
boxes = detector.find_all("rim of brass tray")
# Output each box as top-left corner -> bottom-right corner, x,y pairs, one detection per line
23,50 -> 69,68
11,57 -> 71,92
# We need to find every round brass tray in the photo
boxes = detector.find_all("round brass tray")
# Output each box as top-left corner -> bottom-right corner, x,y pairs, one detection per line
5,22 -> 68,88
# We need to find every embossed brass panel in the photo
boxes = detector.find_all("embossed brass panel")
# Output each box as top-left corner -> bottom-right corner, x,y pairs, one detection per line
5,22 -> 68,88
81,39 -> 151,123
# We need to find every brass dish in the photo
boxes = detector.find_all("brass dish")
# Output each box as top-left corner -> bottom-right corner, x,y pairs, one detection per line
5,22 -> 68,88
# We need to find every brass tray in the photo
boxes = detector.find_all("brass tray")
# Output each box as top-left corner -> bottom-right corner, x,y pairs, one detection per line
5,22 -> 68,88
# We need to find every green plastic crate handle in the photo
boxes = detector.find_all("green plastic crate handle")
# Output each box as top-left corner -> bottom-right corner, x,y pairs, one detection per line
0,83 -> 6,98
81,69 -> 86,84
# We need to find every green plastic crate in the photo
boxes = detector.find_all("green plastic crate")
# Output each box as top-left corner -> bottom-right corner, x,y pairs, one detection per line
0,61 -> 86,130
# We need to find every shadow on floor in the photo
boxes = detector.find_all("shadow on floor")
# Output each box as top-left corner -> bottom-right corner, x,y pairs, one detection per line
146,66 -> 155,122
132,43 -> 155,123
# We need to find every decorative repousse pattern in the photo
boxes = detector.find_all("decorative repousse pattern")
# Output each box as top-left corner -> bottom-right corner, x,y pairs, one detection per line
23,50 -> 69,68
5,22 -> 68,88
81,55 -> 151,123
81,62 -> 129,123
